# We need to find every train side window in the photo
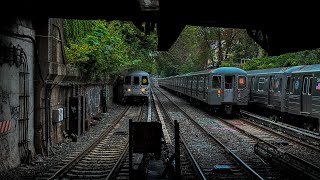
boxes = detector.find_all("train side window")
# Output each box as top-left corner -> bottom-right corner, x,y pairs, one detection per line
134,76 -> 139,85
286,77 -> 291,92
199,76 -> 204,90
277,78 -> 282,93
142,76 -> 149,85
252,77 -> 255,90
302,77 -> 308,95
290,77 -> 295,94
308,77 -> 313,95
212,76 -> 221,89
238,76 -> 246,89
192,76 -> 197,89
205,76 -> 209,89
258,78 -> 265,91
125,76 -> 131,85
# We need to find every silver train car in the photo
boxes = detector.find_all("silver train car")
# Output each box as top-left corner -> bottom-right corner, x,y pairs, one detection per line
247,64 -> 320,132
122,70 -> 151,104
158,67 -> 249,115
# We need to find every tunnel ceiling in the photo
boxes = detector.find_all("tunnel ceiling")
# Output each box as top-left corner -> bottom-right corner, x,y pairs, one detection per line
5,0 -> 320,56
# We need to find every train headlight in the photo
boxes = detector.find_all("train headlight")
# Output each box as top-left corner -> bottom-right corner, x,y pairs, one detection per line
127,88 -> 132,92
141,88 -> 146,93
217,89 -> 222,94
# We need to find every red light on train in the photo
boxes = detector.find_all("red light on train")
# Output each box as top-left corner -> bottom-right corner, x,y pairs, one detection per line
239,77 -> 245,85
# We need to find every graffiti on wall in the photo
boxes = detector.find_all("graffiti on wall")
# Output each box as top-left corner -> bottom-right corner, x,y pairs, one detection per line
0,136 -> 9,163
0,87 -> 9,104
0,42 -> 25,67
86,87 -> 101,117
0,88 -> 11,134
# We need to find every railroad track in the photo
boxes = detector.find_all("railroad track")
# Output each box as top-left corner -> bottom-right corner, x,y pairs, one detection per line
107,102 -> 150,180
159,83 -> 320,179
153,86 -> 269,179
239,109 -> 320,147
152,87 -> 205,180
215,116 -> 320,179
37,105 -> 144,179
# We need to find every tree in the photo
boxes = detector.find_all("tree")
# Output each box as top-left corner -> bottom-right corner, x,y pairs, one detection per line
63,19 -> 158,80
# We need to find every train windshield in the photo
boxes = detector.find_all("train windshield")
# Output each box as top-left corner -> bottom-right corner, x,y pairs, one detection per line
125,76 -> 131,85
134,76 -> 139,85
212,76 -> 221,89
225,76 -> 233,89
142,76 -> 149,85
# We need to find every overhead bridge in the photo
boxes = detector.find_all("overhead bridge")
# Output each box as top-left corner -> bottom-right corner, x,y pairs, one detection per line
2,0 -> 320,55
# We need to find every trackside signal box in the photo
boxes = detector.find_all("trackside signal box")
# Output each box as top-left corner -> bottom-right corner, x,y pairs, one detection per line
69,96 -> 84,135
129,119 -> 162,178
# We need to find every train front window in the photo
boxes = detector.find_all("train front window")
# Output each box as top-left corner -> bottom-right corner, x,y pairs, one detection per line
212,76 -> 221,89
225,76 -> 233,89
238,76 -> 246,89
134,76 -> 139,85
125,76 -> 131,85
142,76 -> 149,85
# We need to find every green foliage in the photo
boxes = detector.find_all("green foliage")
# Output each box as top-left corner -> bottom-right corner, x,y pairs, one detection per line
63,19 -> 158,80
220,61 -> 237,67
155,26 -> 261,77
243,49 -> 320,70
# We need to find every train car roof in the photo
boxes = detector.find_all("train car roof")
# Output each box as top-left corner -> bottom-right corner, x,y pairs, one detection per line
292,63 -> 320,73
211,67 -> 247,75
247,64 -> 320,75
124,70 -> 150,76
246,66 -> 303,75
284,66 -> 304,73
174,67 -> 247,77
158,67 -> 247,79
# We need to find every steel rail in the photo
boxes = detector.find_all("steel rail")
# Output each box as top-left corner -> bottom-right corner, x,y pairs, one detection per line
106,105 -> 145,180
215,116 -> 320,180
152,87 -> 207,180
155,86 -> 264,180
48,106 -> 131,179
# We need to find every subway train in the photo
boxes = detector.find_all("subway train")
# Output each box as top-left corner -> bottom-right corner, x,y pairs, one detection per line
246,64 -> 320,132
116,70 -> 151,104
157,67 -> 249,115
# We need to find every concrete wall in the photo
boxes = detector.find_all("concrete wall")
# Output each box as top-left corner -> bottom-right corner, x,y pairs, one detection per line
35,18 -> 115,152
0,18 -> 115,171
0,18 -> 35,171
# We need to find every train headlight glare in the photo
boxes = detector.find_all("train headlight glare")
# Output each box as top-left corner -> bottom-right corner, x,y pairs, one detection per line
127,88 -> 131,92
217,89 -> 222,94
141,88 -> 146,93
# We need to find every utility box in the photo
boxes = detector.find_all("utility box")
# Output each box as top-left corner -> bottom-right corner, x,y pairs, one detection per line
69,96 -> 84,135
52,108 -> 64,123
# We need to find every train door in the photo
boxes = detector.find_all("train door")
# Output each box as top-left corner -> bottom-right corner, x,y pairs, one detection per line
249,77 -> 255,101
301,75 -> 313,113
268,76 -> 274,106
284,76 -> 291,110
203,75 -> 206,100
224,75 -> 234,102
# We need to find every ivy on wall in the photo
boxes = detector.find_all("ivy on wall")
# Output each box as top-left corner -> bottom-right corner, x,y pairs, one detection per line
63,19 -> 158,80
